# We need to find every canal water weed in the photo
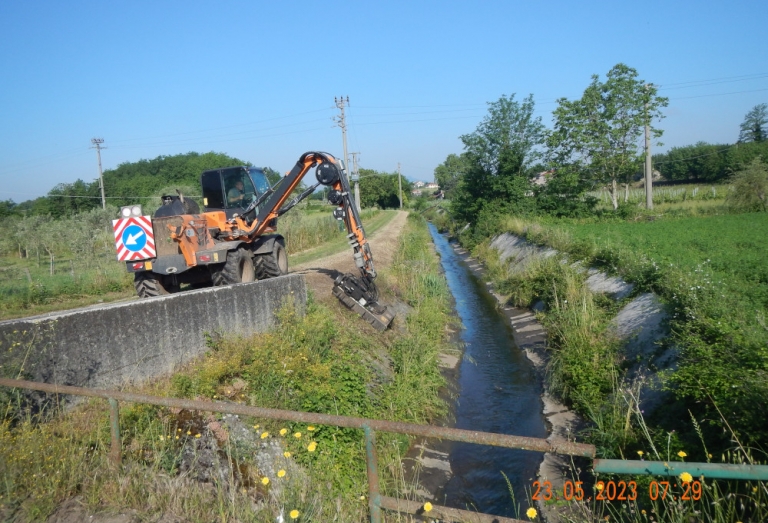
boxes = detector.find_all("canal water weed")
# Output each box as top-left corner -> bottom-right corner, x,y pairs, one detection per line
0,213 -> 453,522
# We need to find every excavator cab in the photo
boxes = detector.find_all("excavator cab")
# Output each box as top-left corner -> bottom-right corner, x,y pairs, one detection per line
201,167 -> 272,219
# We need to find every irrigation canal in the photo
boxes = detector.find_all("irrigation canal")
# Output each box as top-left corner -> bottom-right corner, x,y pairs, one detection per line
427,223 -> 548,518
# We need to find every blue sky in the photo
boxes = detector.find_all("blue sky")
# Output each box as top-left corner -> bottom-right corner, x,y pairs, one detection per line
1,1 -> 766,202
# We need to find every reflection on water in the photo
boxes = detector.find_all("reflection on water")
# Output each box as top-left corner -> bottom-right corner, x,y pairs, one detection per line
428,223 -> 547,517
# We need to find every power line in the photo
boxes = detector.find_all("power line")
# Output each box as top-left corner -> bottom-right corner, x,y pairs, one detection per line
654,146 -> 734,165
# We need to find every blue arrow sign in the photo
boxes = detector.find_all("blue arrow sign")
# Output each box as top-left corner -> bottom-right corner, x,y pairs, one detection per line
122,224 -> 147,252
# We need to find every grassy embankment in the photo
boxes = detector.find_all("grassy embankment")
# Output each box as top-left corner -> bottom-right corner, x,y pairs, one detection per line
0,205 -> 385,320
426,203 -> 767,523
0,213 -> 455,522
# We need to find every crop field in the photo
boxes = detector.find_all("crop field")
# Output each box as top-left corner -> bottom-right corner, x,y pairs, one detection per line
588,183 -> 730,207
557,212 -> 768,313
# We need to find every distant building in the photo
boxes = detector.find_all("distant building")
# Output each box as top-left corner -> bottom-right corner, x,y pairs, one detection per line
532,169 -> 555,186
413,181 -> 426,188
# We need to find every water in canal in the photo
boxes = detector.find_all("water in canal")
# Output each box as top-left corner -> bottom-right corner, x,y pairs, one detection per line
428,223 -> 548,518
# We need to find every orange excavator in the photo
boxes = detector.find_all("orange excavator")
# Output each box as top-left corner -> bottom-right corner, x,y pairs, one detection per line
114,151 -> 394,331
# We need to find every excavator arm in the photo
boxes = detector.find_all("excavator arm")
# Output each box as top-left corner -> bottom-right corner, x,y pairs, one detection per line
233,151 -> 393,331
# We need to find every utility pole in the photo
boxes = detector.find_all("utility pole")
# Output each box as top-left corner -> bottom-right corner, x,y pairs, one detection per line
397,162 -> 402,209
334,96 -> 351,184
351,152 -> 361,212
644,85 -> 653,210
90,138 -> 106,209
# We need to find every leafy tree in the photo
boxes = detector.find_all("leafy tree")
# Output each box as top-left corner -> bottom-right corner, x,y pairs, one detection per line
452,94 -> 545,224
548,64 -> 668,210
738,103 -> 767,143
726,158 -> 768,212
726,139 -> 768,173
654,142 -> 731,183
434,153 -> 471,197
534,167 -> 597,217
0,199 -> 18,218
358,169 -> 410,209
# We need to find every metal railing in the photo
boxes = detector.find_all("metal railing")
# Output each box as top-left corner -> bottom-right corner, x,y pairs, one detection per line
0,377 -> 595,523
4,378 -> 767,522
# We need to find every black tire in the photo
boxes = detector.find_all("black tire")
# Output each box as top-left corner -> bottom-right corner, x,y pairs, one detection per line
255,241 -> 288,280
211,248 -> 255,286
134,272 -> 173,298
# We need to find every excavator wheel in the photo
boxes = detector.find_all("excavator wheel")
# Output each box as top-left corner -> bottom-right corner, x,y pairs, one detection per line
134,272 -> 175,298
212,248 -> 255,286
255,242 -> 288,280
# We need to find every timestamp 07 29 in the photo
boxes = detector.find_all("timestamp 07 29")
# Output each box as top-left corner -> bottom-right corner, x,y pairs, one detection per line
532,480 -> 703,502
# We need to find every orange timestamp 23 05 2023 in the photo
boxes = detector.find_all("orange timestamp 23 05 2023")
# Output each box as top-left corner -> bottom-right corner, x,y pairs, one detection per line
532,479 -> 703,502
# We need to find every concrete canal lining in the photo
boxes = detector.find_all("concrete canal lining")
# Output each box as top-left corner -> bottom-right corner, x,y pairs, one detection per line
0,275 -> 307,393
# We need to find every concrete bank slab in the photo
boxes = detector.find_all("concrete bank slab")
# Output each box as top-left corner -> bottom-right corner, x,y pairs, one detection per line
0,275 -> 307,394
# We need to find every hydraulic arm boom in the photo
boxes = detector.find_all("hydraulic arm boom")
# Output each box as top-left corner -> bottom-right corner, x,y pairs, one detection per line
237,152 -> 392,330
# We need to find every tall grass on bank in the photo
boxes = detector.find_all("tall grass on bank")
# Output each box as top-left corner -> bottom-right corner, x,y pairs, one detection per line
280,207 -> 379,255
0,212 -> 453,522
469,235 -> 768,523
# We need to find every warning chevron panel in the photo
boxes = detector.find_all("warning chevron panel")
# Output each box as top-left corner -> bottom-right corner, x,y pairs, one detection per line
112,216 -> 156,261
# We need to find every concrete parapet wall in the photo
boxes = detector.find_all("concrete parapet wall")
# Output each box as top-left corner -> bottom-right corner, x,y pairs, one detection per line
0,275 -> 307,392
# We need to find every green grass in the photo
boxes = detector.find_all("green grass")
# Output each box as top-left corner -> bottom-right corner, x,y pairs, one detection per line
288,210 -> 397,266
557,213 -> 768,313
0,212 -> 454,523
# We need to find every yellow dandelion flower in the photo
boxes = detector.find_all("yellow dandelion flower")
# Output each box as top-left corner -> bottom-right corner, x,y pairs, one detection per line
261,477 -> 270,486
278,469 -> 286,478
680,472 -> 693,483
307,441 -> 317,452
360,495 -> 365,501
294,432 -> 302,439
284,451 -> 291,458
253,424 -> 259,429
527,506 -> 538,519
289,509 -> 299,519
175,435 -> 179,440
641,510 -> 646,515
186,431 -> 191,435
260,432 -> 269,439
159,435 -> 164,441
308,426 -> 315,431
177,428 -> 181,432
195,433 -> 201,438
753,487 -> 759,493
280,428 -> 288,436
596,482 -> 604,491
678,451 -> 687,458
637,450 -> 644,457
423,502 -> 433,512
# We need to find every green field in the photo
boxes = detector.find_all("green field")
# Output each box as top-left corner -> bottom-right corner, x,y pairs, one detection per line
557,212 -> 768,313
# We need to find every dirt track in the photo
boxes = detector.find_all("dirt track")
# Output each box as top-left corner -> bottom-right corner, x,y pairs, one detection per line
290,210 -> 408,301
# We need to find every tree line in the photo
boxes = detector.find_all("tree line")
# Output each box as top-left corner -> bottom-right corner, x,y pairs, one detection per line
435,63 -> 768,226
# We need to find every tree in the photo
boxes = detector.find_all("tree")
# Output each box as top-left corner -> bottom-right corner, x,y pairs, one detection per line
726,158 -> 768,212
451,94 -> 545,224
548,64 -> 668,210
654,142 -> 731,183
433,153 -> 471,197
358,169 -> 410,209
738,103 -> 768,143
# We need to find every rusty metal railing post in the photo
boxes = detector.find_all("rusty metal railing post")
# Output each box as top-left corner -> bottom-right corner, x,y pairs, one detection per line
363,424 -> 381,523
108,398 -> 121,465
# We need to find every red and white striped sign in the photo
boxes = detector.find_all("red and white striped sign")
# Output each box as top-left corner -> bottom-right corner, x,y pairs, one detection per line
112,216 -> 156,261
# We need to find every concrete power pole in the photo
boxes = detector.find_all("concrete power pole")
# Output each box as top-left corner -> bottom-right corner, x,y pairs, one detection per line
351,152 -> 361,212
644,85 -> 653,210
397,162 -> 402,209
90,138 -> 106,209
334,96 -> 351,184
